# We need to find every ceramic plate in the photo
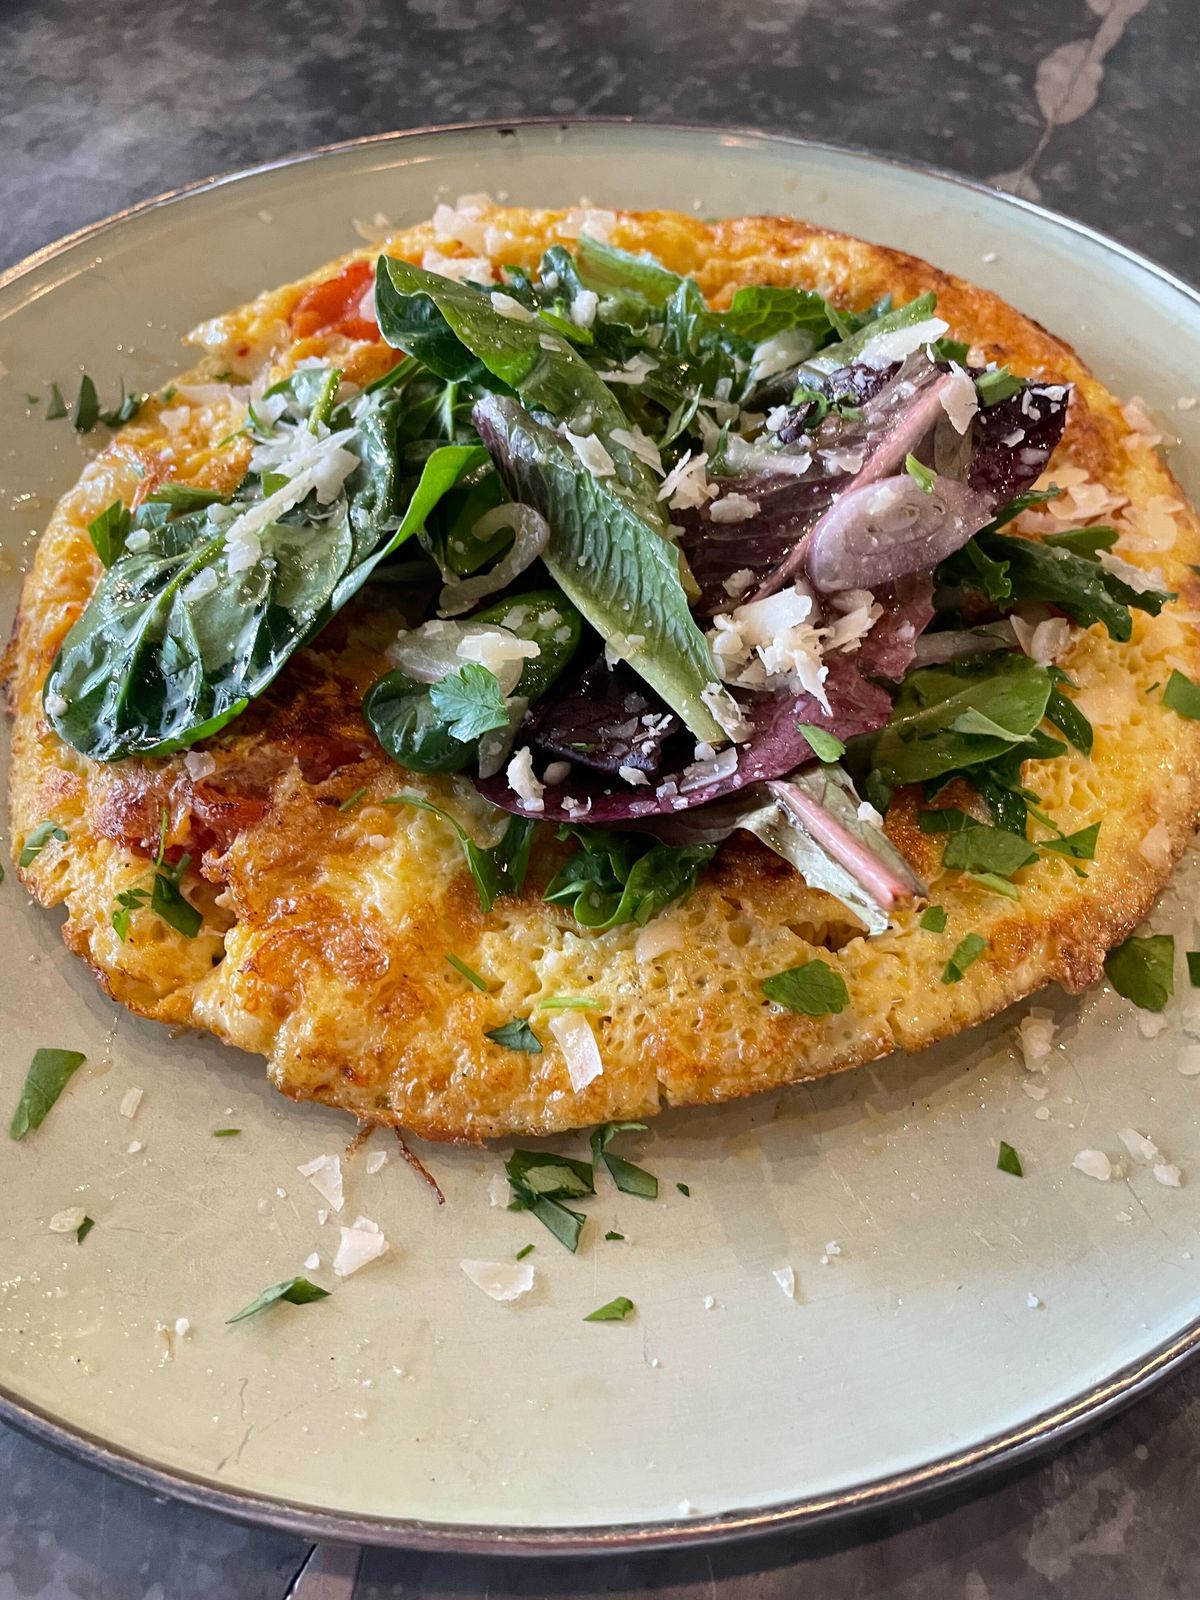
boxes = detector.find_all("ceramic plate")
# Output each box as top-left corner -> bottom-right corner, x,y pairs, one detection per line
3,122 -> 1200,1555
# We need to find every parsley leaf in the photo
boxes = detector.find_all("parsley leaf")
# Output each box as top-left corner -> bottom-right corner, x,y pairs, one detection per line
1040,823 -> 1100,861
338,787 -> 368,812
762,959 -> 850,1016
88,501 -> 131,567
1163,670 -> 1200,720
920,905 -> 947,932
515,1243 -> 535,1260
72,375 -> 100,433
796,724 -> 846,762
19,820 -> 68,868
676,1182 -> 691,1197
45,382 -> 68,420
905,453 -> 936,494
939,821 -> 1039,878
76,1216 -> 95,1243
427,664 -> 510,743
591,1122 -> 658,1199
1104,934 -> 1174,1012
9,1048 -> 87,1140
98,379 -> 148,428
584,1295 -> 635,1322
485,1018 -> 543,1053
997,1140 -> 1024,1177
942,933 -> 987,983
226,1276 -> 330,1324
1187,952 -> 1200,989
605,1229 -> 625,1241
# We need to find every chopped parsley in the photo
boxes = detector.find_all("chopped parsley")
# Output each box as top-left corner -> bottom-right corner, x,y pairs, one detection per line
19,820 -> 67,868
942,933 -> 987,984
796,724 -> 846,763
9,1048 -> 87,1140
515,1243 -> 535,1261
226,1276 -> 330,1324
676,1182 -> 691,1197
213,1128 -> 241,1137
591,1122 -> 658,1199
762,959 -> 849,1016
605,1230 -> 625,1241
75,1215 -> 95,1244
975,366 -> 1022,406
584,1295 -> 635,1323
71,375 -> 100,433
445,953 -> 489,991
997,1140 -> 1024,1177
45,383 -> 68,420
538,995 -> 601,1011
1104,934 -> 1174,1013
920,905 -> 947,932
1188,952 -> 1200,989
112,811 -> 202,941
1040,823 -> 1100,862
1163,669 -> 1200,720
504,1149 -> 593,1251
88,501 -> 131,567
905,453 -> 936,494
485,1018 -> 543,1053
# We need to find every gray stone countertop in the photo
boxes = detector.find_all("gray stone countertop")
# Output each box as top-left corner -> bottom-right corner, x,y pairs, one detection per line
1,0 -> 1198,1595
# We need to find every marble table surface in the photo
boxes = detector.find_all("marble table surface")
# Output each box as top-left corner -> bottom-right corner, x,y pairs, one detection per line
2,0 -> 1198,1595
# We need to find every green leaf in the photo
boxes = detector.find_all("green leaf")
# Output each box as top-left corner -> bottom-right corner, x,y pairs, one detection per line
975,367 -> 1022,406
1187,952 -> 1200,989
226,1276 -> 330,1324
213,1127 -> 241,1137
515,1243 -> 535,1260
72,374 -> 100,432
485,1018 -> 543,1054
428,663 -> 509,742
940,822 -> 1039,878
605,1230 -> 625,1241
149,859 -> 203,938
445,952 -> 489,991
762,959 -> 850,1017
146,483 -> 228,513
978,532 -> 1171,642
307,366 -> 341,433
75,1215 -> 95,1243
516,1191 -> 587,1252
584,1295 -> 635,1322
98,380 -> 147,428
967,872 -> 1020,899
338,787 -> 368,812
942,933 -> 987,984
386,795 -> 534,913
905,454 -> 936,494
544,826 -> 714,932
45,382 -> 68,420
714,283 -> 835,350
88,501 -> 132,568
1104,934 -> 1174,1012
112,885 -> 149,942
920,905 -> 947,932
871,654 -> 1053,787
796,724 -> 846,763
590,1122 -> 658,1200
1041,822 -> 1100,861
1045,687 -> 1093,756
1164,670 -> 1200,720
9,1048 -> 87,1140
997,1140 -> 1024,1177
1043,525 -> 1118,558
19,819 -> 68,868
505,1149 -> 596,1199
472,395 -> 729,744
804,293 -> 938,376
676,1182 -> 691,1197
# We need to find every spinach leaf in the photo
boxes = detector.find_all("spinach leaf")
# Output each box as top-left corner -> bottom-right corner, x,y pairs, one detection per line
473,395 -> 730,744
385,793 -> 534,913
9,1048 -> 87,1140
1104,934 -> 1174,1012
870,654 -> 1053,787
1164,669 -> 1200,720
939,822 -> 1039,877
544,826 -> 715,931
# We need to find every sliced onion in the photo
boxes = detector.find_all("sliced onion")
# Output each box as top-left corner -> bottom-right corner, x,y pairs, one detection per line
804,473 -> 990,592
438,504 -> 550,617
388,619 -> 534,696
912,620 -> 1018,664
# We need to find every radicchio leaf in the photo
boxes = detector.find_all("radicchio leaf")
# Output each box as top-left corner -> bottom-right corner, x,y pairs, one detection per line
526,657 -> 681,777
966,381 -> 1072,504
854,573 -> 935,679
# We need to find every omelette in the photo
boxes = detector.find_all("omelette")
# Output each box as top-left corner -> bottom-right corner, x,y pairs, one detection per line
7,202 -> 1200,1145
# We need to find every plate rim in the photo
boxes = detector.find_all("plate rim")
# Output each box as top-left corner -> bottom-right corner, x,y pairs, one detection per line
3,115 -> 1200,1556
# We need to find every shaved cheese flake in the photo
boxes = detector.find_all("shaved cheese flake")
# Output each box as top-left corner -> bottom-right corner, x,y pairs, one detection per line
594,352 -> 659,385
563,428 -> 616,478
460,1258 -> 536,1302
1011,614 -> 1071,666
609,424 -> 662,473
569,288 -> 599,328
548,1009 -> 603,1093
635,919 -> 686,961
365,1149 -> 388,1175
1154,1163 -> 1183,1188
421,248 -> 495,285
491,291 -> 534,322
561,207 -> 616,243
1016,1009 -> 1056,1071
297,1153 -> 345,1213
772,1266 -> 796,1301
1072,1149 -> 1113,1182
1117,1128 -> 1160,1163
48,1207 -> 88,1234
506,746 -> 545,812
118,1087 -> 144,1120
183,750 -> 217,780
1139,822 -> 1171,869
658,450 -> 715,511
709,492 -> 760,525
333,1215 -> 389,1277
487,1171 -> 511,1208
858,317 -> 948,369
940,364 -> 979,434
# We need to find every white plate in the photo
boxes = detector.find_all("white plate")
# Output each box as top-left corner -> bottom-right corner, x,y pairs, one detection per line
2,121 -> 1200,1554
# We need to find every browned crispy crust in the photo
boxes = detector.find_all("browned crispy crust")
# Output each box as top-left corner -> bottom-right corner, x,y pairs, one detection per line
7,206 -> 1200,1141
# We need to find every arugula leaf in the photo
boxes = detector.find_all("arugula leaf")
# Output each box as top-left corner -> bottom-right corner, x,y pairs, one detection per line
762,959 -> 850,1017
942,933 -> 987,983
473,395 -> 729,744
1164,670 -> 1200,720
445,952 -> 489,991
920,905 -> 947,932
987,486 -> 1065,530
428,664 -> 509,742
590,1122 -> 658,1200
997,1140 -> 1024,1177
584,1295 -> 635,1322
45,383 -> 68,420
9,1048 -> 87,1140
72,375 -> 100,432
968,872 -> 1020,899
1187,952 -> 1200,988
544,826 -> 715,931
19,819 -> 68,868
803,293 -> 938,376
386,794 -> 534,912
1104,934 -> 1174,1012
226,1276 -> 330,1324
1043,525 -> 1118,558
939,822 -> 1039,878
485,1018 -> 543,1053
1040,822 -> 1100,861
88,502 -> 132,568
796,724 -> 846,763
76,1216 -> 95,1243
1045,686 -> 1093,756
978,532 -> 1171,641
870,654 -> 1053,787
905,454 -> 937,494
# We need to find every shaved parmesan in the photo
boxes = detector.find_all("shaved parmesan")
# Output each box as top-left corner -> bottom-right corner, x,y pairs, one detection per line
857,317 -> 949,369
1117,1128 -> 1160,1163
491,291 -> 534,322
772,1266 -> 796,1300
48,1207 -> 87,1233
940,364 -> 979,434
657,450 -> 715,511
709,493 -> 760,525
297,1153 -> 345,1213
506,746 -> 545,811
635,919 -> 686,961
563,428 -> 616,478
460,1258 -> 535,1302
609,424 -> 662,473
1154,1163 -> 1183,1188
1072,1149 -> 1113,1182
569,288 -> 599,328
548,1009 -> 603,1092
118,1087 -> 144,1120
333,1215 -> 389,1277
